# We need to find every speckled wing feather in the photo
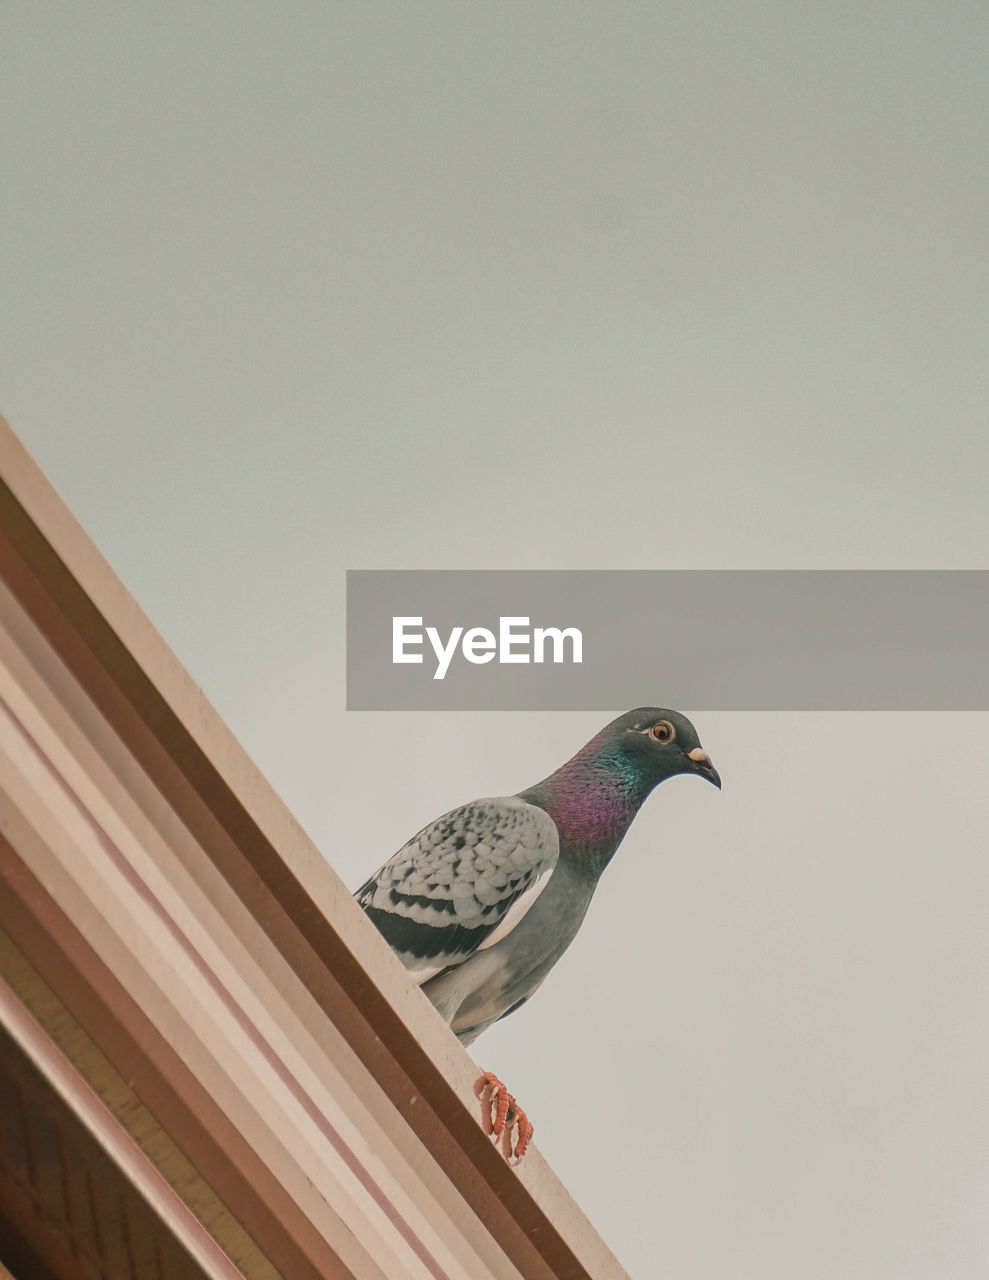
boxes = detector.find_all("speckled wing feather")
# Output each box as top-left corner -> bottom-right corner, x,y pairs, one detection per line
356,795 -> 559,983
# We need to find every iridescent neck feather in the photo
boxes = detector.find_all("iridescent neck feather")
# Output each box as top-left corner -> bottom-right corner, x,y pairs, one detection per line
519,735 -> 656,876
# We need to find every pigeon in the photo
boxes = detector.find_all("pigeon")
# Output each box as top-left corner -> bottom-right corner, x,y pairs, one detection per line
356,708 -> 720,1155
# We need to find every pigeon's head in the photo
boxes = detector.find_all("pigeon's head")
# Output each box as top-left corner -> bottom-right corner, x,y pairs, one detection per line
519,707 -> 719,866
602,707 -> 721,791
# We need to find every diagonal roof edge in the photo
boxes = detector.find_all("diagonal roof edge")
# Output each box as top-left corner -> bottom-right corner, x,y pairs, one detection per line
0,415 -> 629,1280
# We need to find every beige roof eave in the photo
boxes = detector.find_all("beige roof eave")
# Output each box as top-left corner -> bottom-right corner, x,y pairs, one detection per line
0,415 -> 631,1280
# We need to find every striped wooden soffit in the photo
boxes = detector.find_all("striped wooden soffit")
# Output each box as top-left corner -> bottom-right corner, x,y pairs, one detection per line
0,417 -> 630,1280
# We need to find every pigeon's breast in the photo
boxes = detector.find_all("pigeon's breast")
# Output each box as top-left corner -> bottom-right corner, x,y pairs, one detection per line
434,858 -> 595,1041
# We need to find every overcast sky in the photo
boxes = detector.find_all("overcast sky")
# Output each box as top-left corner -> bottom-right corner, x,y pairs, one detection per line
2,5 -> 988,1277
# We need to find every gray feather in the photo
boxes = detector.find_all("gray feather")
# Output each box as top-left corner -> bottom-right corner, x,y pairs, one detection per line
355,796 -> 559,981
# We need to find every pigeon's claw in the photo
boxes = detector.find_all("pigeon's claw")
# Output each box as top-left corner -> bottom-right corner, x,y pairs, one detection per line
478,1070 -> 533,1161
511,1105 -> 534,1159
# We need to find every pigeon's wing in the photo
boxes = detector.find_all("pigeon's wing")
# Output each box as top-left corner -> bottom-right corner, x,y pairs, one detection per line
356,796 -> 559,983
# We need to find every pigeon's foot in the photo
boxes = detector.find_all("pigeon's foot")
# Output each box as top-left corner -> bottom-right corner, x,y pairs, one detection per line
476,1070 -> 533,1161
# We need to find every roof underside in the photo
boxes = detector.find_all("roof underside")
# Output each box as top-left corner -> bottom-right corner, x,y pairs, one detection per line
0,1016 -> 209,1280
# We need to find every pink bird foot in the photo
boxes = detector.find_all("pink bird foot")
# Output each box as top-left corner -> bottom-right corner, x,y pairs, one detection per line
477,1070 -> 534,1161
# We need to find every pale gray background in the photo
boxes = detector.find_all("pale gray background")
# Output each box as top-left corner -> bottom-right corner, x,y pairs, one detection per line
2,5 -> 988,1277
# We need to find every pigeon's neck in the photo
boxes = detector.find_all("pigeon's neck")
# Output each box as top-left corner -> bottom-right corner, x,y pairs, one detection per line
519,743 -> 652,880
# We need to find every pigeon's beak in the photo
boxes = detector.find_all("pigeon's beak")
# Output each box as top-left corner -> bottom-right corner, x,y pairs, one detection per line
686,746 -> 721,790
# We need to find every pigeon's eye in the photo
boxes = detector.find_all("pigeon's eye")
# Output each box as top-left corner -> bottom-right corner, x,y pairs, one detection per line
651,721 -> 675,744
